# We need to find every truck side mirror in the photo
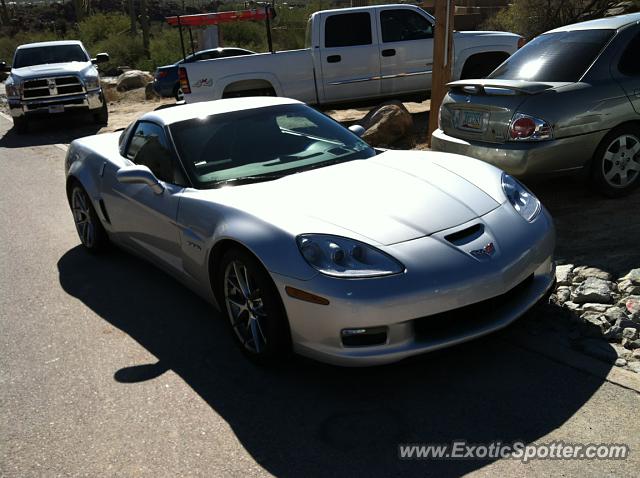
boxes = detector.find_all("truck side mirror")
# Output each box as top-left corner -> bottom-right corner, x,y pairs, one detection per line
0,61 -> 9,72
92,53 -> 110,64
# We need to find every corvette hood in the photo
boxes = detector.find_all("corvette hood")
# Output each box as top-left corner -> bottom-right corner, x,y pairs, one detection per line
211,151 -> 501,245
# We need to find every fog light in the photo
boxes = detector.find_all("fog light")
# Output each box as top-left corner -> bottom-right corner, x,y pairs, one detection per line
341,327 -> 388,347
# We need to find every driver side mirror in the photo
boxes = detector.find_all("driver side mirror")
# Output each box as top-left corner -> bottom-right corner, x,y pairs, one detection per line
92,53 -> 110,64
348,125 -> 366,137
0,60 -> 10,72
116,165 -> 165,195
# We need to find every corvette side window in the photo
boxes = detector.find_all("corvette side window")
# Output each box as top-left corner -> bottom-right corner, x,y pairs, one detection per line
126,121 -> 177,184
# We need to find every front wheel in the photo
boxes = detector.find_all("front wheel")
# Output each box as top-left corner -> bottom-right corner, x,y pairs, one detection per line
217,248 -> 291,363
93,99 -> 108,126
69,184 -> 109,252
12,116 -> 28,134
591,126 -> 640,197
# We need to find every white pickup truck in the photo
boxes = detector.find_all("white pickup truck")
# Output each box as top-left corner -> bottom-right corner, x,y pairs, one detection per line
2,40 -> 109,133
180,4 -> 523,106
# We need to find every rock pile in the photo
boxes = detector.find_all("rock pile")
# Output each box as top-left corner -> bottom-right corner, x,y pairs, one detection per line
552,265 -> 640,373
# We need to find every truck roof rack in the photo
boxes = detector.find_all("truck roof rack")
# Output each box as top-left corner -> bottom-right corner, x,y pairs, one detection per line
166,4 -> 277,60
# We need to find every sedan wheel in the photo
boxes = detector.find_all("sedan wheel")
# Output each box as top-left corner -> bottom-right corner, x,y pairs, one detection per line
69,184 -> 108,252
218,249 -> 291,362
593,127 -> 640,197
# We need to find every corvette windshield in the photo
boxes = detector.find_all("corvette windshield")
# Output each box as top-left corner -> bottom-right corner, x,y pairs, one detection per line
13,45 -> 89,68
170,104 -> 376,188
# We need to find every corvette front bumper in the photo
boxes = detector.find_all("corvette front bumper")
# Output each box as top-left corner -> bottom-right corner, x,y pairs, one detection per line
271,203 -> 556,366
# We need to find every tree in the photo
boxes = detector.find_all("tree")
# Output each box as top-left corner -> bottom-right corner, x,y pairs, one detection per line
140,0 -> 150,58
129,0 -> 137,35
0,0 -> 10,27
484,0 -> 638,39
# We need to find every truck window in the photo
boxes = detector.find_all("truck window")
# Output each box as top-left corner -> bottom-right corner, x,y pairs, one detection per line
325,12 -> 372,48
380,9 -> 433,42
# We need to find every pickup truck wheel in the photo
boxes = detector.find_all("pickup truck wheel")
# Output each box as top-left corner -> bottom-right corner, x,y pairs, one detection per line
173,84 -> 183,101
93,100 -> 108,126
12,116 -> 28,134
69,184 -> 109,252
217,248 -> 291,364
591,126 -> 640,197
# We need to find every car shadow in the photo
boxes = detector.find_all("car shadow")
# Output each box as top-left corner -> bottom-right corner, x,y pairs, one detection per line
0,112 -> 103,148
526,175 -> 640,276
57,245 -> 608,476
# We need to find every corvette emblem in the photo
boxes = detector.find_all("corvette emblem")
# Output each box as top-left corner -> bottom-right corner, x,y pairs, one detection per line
470,242 -> 496,259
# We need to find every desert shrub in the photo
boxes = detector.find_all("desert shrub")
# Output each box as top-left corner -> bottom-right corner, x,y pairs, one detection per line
77,13 -> 130,45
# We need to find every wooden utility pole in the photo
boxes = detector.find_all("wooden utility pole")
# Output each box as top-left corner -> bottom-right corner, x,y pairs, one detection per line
427,0 -> 455,146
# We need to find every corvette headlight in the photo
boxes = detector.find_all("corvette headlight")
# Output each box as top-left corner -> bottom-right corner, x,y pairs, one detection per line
84,76 -> 100,90
297,234 -> 405,278
5,81 -> 22,98
502,173 -> 540,222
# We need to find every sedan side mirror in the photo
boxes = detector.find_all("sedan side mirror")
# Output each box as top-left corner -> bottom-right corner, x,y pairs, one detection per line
92,53 -> 110,64
116,165 -> 165,195
349,125 -> 366,137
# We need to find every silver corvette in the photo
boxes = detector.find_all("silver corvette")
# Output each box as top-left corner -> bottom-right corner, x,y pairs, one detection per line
65,97 -> 555,366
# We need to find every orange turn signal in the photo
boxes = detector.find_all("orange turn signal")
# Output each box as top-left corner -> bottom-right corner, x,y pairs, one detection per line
285,286 -> 330,305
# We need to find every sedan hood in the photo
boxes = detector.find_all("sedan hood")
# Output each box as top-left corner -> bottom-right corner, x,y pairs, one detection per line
11,62 -> 94,80
210,151 -> 500,245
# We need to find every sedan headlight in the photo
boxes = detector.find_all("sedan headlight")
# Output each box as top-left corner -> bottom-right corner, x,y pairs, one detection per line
84,76 -> 100,90
297,234 -> 405,278
5,81 -> 22,98
502,173 -> 540,222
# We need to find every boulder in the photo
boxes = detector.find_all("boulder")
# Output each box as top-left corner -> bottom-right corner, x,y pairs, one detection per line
571,277 -> 614,304
555,264 -> 574,286
571,266 -> 612,284
620,268 -> 640,284
360,101 -> 413,146
145,82 -> 160,100
116,70 -> 153,92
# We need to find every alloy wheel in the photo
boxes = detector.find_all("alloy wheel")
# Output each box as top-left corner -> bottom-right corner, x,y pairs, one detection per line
71,188 -> 95,248
224,260 -> 268,353
601,134 -> 640,188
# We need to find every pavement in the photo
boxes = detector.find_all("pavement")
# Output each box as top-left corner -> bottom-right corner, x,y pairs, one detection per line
0,113 -> 639,477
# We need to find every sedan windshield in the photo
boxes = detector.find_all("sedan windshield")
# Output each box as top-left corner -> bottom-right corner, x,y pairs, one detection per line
170,104 -> 376,188
488,29 -> 614,82
13,45 -> 89,68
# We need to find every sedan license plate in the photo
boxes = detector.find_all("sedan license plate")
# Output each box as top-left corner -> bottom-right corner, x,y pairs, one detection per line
48,105 -> 64,114
456,110 -> 487,132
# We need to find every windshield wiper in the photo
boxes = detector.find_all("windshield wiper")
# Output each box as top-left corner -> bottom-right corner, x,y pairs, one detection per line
211,174 -> 285,188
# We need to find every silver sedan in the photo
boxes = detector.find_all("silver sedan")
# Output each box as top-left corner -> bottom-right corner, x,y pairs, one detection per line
432,12 -> 640,197
65,97 -> 555,366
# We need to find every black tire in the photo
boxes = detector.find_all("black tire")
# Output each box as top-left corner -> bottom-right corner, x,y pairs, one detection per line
173,83 -> 183,101
12,116 -> 28,134
216,248 -> 291,363
93,99 -> 108,126
591,125 -> 640,198
68,183 -> 109,252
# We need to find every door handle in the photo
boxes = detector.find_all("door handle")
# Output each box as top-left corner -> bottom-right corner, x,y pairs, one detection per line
327,55 -> 341,63
381,49 -> 396,57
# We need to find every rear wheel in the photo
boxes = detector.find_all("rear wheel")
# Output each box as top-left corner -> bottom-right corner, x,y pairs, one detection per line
217,248 -> 291,363
173,83 -> 183,101
12,116 -> 28,134
591,126 -> 640,197
69,183 -> 109,252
